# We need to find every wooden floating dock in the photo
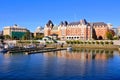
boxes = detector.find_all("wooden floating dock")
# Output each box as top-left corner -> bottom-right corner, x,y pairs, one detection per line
7,47 -> 67,54
28,48 -> 66,54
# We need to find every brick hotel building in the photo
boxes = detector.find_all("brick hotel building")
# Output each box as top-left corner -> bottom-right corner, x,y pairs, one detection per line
44,19 -> 112,40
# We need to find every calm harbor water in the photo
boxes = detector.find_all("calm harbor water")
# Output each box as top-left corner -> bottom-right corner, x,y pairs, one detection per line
0,49 -> 120,80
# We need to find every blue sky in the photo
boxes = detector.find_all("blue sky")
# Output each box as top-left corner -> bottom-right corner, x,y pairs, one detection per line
0,0 -> 120,32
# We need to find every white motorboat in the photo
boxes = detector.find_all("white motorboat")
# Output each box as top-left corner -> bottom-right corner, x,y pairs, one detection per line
67,46 -> 72,51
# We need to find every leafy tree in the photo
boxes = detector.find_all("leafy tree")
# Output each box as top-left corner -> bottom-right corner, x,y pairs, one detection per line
109,29 -> 115,36
22,30 -> 30,40
34,33 -> 44,40
0,35 -> 4,40
0,35 -> 4,43
106,32 -> 113,40
106,30 -> 115,40
4,35 -> 11,40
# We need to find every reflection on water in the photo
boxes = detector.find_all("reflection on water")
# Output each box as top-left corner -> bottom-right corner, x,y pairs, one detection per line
43,49 -> 115,61
0,49 -> 120,80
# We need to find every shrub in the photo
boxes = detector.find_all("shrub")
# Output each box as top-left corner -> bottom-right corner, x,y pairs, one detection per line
113,36 -> 119,40
88,41 -> 91,44
32,40 -> 39,43
81,41 -> 83,44
105,50 -> 109,53
96,50 -> 99,53
110,41 -> 113,45
71,41 -> 73,44
92,41 -> 95,44
100,41 -> 104,45
76,40 -> 80,44
100,50 -> 104,53
84,42 -> 87,44
73,40 -> 77,44
46,41 -> 49,44
66,40 -> 70,44
96,41 -> 99,44
105,41 -> 109,44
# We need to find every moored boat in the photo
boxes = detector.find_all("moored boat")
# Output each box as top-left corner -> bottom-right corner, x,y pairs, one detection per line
67,46 -> 72,51
0,48 -> 8,53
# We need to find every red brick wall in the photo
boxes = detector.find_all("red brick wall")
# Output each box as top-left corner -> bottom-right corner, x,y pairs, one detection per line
94,26 -> 108,39
66,27 -> 82,36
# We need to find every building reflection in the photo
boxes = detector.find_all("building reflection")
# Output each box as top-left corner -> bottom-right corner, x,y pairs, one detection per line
43,49 -> 114,61
2,49 -> 115,61
3,52 -> 25,58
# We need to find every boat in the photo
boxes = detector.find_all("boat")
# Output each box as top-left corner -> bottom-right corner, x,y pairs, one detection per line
67,46 -> 72,51
0,44 -> 9,53
0,48 -> 8,53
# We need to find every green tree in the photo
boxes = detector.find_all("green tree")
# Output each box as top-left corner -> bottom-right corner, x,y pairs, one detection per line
22,30 -> 30,40
106,32 -> 113,40
106,30 -> 114,40
4,35 -> 11,40
34,33 -> 44,40
0,35 -> 4,43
